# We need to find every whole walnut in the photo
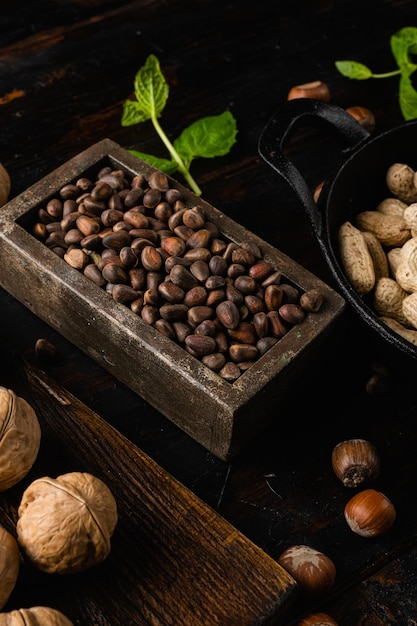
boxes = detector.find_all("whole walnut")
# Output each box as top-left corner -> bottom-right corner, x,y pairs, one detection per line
16,471 -> 118,574
0,606 -> 73,625
0,162 -> 11,207
0,525 -> 20,609
0,386 -> 41,491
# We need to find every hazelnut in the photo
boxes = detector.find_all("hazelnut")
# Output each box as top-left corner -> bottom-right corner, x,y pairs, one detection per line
313,181 -> 325,203
345,106 -> 376,133
0,525 -> 20,610
0,606 -> 74,625
295,613 -> 338,626
344,488 -> 396,537
34,337 -> 58,361
365,360 -> 391,396
0,386 -> 41,491
277,544 -> 336,596
331,438 -> 380,488
16,471 -> 118,574
287,80 -> 331,102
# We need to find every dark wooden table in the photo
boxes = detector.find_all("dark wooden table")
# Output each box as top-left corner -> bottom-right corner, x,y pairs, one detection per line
1,1 -> 417,624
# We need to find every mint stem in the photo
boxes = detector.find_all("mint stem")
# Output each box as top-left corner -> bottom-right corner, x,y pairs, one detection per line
371,69 -> 402,78
151,112 -> 202,196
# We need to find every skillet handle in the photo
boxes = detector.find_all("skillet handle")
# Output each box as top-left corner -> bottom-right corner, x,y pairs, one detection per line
258,99 -> 370,236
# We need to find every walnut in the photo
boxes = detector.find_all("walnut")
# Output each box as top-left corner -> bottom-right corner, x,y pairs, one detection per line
0,162 -> 11,207
0,386 -> 41,491
16,472 -> 118,574
0,525 -> 20,609
0,606 -> 73,625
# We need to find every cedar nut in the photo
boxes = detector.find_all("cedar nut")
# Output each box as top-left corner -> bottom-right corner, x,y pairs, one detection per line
31,165 -> 325,382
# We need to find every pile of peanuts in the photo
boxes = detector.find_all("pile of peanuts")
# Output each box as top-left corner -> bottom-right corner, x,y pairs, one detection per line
338,162 -> 417,346
31,165 -> 323,382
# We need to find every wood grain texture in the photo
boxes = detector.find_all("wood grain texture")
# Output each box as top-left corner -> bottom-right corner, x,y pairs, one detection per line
2,1 -> 417,624
0,359 -> 296,625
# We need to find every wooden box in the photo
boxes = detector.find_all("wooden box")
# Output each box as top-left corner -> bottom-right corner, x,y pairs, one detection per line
0,139 -> 345,460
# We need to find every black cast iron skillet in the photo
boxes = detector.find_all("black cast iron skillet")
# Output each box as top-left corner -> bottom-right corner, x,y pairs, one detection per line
258,98 -> 417,369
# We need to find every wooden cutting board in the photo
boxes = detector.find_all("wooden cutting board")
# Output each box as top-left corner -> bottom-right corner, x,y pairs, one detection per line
0,359 -> 297,625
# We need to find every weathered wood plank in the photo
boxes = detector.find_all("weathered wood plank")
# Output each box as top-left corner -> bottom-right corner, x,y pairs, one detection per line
0,358 -> 296,625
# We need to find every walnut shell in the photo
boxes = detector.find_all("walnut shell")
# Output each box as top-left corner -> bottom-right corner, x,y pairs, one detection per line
0,162 -> 11,207
16,472 -> 118,574
0,387 -> 41,491
0,606 -> 73,625
0,525 -> 20,609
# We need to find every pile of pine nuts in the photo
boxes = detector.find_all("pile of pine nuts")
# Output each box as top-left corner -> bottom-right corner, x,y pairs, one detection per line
31,165 -> 323,382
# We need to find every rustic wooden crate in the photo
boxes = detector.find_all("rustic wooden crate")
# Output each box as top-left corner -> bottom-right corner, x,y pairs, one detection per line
0,139 -> 345,460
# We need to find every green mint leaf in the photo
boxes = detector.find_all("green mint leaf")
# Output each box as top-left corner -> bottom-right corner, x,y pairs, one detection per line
128,149 -> 178,175
133,54 -> 169,119
121,55 -> 169,127
335,60 -> 373,79
120,56 -> 237,195
173,111 -> 238,168
334,27 -> 417,121
391,27 -> 417,68
121,99 -> 150,127
398,72 -> 417,120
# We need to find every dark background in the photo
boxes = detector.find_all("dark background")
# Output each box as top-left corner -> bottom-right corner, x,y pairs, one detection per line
1,1 -> 417,624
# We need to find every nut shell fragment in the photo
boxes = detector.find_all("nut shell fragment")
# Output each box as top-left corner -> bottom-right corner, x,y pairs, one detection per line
0,606 -> 73,625
0,163 -> 11,207
0,525 -> 20,610
17,471 -> 118,574
0,387 -> 41,491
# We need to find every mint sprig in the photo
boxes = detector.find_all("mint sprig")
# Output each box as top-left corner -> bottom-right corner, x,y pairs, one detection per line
121,55 -> 238,196
335,26 -> 417,120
